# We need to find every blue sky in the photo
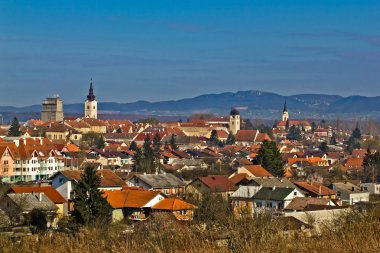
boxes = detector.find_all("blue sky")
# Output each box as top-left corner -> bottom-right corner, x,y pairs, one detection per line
1,0 -> 379,106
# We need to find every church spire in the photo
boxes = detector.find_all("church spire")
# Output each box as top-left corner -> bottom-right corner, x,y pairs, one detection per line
87,78 -> 96,101
283,99 -> 288,113
282,99 -> 289,122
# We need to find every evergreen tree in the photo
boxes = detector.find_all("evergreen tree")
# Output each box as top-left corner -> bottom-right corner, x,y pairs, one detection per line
257,124 -> 274,139
164,141 -> 170,150
208,130 -> 219,146
129,141 -> 138,151
346,136 -> 361,154
73,165 -> 111,227
8,117 -> 21,137
352,125 -> 362,140
363,148 -> 380,183
311,121 -> 317,132
346,126 -> 362,153
142,135 -> 154,173
96,135 -> 105,149
254,140 -> 284,177
153,133 -> 162,172
170,134 -> 178,150
320,141 -> 328,152
286,125 -> 302,141
321,119 -> 326,128
132,147 -> 142,172
285,119 -> 290,131
226,132 -> 236,145
330,133 -> 338,145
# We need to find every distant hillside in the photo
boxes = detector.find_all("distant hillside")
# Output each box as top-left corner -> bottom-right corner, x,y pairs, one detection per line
1,90 -> 380,121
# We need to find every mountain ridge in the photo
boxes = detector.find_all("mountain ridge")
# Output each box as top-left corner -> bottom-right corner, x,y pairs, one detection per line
1,90 -> 379,120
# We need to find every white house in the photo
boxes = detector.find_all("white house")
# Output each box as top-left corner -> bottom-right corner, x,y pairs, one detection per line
360,182 -> 380,195
331,182 -> 370,205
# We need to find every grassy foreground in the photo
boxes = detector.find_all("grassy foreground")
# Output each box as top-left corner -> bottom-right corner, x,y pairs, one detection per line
0,208 -> 379,253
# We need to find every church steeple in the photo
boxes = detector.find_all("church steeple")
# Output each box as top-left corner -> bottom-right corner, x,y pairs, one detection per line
283,99 -> 288,113
282,99 -> 289,121
87,78 -> 96,102
84,78 -> 98,119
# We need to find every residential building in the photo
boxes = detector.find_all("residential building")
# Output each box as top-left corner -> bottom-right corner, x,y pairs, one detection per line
0,192 -> 58,227
186,175 -> 238,199
152,198 -> 197,221
103,189 -> 166,222
330,182 -> 370,205
51,169 -> 125,214
128,173 -> 186,196
293,181 -> 337,199
8,186 -> 67,216
360,182 -> 380,195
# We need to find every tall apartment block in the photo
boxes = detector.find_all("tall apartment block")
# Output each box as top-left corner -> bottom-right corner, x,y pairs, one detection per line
41,95 -> 64,122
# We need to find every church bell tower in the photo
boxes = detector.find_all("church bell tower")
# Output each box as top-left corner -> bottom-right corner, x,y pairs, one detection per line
84,79 -> 98,119
282,100 -> 289,122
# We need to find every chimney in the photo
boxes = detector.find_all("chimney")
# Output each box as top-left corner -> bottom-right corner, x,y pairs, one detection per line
38,192 -> 43,201
272,186 -> 276,191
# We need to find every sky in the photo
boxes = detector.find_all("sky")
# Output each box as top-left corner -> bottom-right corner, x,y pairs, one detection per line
1,0 -> 379,106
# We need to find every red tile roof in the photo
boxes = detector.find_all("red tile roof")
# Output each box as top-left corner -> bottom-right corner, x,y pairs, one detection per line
293,181 -> 336,196
229,173 -> 249,185
152,198 -> 197,210
243,165 -> 273,177
9,186 -> 67,204
235,130 -> 258,142
198,175 -> 238,192
103,189 -> 161,208
59,169 -> 126,187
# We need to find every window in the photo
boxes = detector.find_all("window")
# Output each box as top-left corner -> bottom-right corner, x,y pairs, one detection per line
87,106 -> 90,109
256,202 -> 262,208
294,191 -> 297,196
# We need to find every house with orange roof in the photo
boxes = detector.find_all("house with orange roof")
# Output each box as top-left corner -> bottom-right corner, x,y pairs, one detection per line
230,165 -> 273,179
103,189 -> 166,221
293,181 -> 337,199
234,129 -> 271,146
64,120 -> 91,134
80,118 -> 108,133
0,145 -> 16,182
9,186 -> 67,216
276,120 -> 311,132
341,157 -> 364,172
288,157 -> 329,168
0,138 -> 64,182
152,198 -> 197,221
51,169 -> 126,213
186,175 -> 238,199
